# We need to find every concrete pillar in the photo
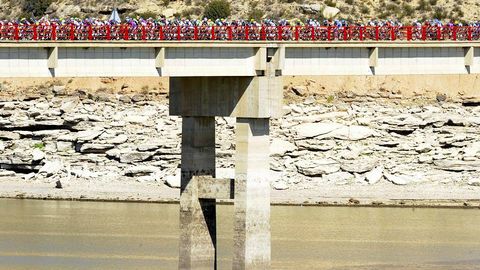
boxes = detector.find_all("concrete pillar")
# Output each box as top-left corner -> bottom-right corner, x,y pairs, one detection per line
233,118 -> 271,270
47,47 -> 58,77
369,47 -> 378,75
155,47 -> 165,68
464,46 -> 474,74
179,116 -> 217,270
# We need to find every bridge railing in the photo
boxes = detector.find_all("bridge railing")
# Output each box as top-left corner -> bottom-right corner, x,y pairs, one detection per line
1,24 -> 480,41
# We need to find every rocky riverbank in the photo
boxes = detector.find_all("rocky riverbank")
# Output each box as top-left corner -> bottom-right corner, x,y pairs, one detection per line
0,91 -> 479,207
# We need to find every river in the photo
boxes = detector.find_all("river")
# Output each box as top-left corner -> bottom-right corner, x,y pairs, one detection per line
1,199 -> 480,269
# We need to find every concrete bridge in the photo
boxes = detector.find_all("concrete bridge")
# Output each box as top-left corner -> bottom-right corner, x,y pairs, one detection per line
2,41 -> 480,269
1,41 -> 480,77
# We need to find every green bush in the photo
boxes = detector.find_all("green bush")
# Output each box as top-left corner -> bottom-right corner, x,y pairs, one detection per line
402,3 -> 414,17
204,0 -> 231,20
324,0 -> 336,7
416,0 -> 430,11
33,142 -> 45,150
433,7 -> 447,20
23,0 -> 52,17
360,5 -> 370,14
248,8 -> 264,21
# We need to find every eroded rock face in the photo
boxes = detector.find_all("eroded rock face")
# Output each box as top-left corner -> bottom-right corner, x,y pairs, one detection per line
0,95 -> 479,191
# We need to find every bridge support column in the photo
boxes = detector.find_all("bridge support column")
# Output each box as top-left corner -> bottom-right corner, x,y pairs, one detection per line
171,46 -> 282,270
233,118 -> 271,270
179,116 -> 217,270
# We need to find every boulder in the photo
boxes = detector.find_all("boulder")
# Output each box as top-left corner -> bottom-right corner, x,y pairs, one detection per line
32,149 -> 45,162
106,134 -> 128,145
70,169 -> 98,179
124,165 -> 161,176
365,166 -> 384,184
0,170 -> 15,177
384,173 -> 410,185
341,160 -> 376,173
163,8 -> 175,18
56,141 -> 73,152
79,143 -> 115,153
125,115 -> 149,124
76,130 -> 103,142
273,181 -> 289,190
38,160 -> 63,177
119,151 -> 153,163
323,171 -> 354,184
434,160 -> 480,172
468,179 -> 480,187
131,94 -> 146,103
0,131 -> 20,141
296,139 -> 335,151
291,86 -> 306,96
165,173 -> 181,188
296,158 -> 340,176
270,139 -> 296,156
463,142 -> 480,158
23,172 -> 36,180
301,4 -> 322,14
52,85 -> 66,96
329,125 -> 375,141
295,122 -> 343,139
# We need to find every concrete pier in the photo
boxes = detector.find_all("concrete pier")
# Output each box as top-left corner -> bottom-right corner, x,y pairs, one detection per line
168,43 -> 281,269
233,118 -> 271,270
179,117 -> 217,270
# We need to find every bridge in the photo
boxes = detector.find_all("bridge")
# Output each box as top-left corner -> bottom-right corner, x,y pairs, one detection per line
1,40 -> 479,269
1,41 -> 480,77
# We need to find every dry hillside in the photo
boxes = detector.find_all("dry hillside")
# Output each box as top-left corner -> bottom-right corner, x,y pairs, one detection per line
0,0 -> 479,23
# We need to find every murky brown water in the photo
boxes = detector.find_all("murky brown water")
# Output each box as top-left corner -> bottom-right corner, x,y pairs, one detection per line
1,199 -> 480,269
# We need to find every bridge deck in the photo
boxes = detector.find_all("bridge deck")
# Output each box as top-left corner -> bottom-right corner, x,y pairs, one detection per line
1,41 -> 480,77
1,41 -> 480,48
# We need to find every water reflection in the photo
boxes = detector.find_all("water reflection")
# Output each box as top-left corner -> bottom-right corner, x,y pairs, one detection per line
0,199 -> 479,269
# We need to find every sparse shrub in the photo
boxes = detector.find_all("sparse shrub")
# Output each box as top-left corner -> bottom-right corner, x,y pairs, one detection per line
416,0 -> 429,11
22,0 -> 52,17
402,3 -> 414,17
248,8 -> 264,21
182,7 -> 203,18
345,0 -> 354,4
385,3 -> 400,14
326,95 -> 335,103
162,0 -> 170,6
433,7 -> 447,20
324,0 -> 336,7
33,142 -> 45,150
204,0 -> 231,20
360,5 -> 370,14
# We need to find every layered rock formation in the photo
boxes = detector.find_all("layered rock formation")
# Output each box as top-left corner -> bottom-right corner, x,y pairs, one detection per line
0,92 -> 479,192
